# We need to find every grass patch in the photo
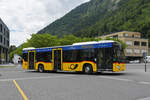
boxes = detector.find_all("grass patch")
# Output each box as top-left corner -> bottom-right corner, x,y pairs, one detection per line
0,66 -> 16,68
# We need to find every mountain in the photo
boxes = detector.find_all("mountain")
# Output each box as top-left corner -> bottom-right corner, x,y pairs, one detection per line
37,0 -> 150,39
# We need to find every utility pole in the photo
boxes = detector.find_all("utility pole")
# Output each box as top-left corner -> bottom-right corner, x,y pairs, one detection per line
143,52 -> 147,72
145,60 -> 147,72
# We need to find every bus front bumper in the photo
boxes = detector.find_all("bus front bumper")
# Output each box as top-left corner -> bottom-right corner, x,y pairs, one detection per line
113,62 -> 126,72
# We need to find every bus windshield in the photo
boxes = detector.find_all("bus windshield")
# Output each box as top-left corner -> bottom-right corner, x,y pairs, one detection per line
113,44 -> 124,62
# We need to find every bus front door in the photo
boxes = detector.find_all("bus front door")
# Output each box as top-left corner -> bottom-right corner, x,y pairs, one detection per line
28,51 -> 35,69
53,49 -> 62,71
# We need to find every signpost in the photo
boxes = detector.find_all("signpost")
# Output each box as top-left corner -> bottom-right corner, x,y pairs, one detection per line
143,52 -> 147,72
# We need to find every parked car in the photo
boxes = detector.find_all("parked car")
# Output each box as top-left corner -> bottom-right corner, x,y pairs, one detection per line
129,60 -> 140,63
144,56 -> 150,63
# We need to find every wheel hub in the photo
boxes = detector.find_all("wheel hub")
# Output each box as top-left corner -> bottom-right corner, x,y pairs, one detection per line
85,67 -> 90,73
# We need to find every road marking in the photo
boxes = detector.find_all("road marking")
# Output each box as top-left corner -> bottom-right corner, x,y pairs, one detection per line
0,70 -> 24,73
0,75 -> 75,82
99,76 -> 150,85
99,76 -> 133,82
13,80 -> 28,100
138,96 -> 150,100
138,81 -> 150,85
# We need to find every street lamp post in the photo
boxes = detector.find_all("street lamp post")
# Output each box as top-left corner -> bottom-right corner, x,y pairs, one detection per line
143,52 -> 147,72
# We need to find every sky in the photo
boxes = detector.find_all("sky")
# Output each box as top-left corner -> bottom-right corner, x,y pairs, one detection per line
0,0 -> 90,46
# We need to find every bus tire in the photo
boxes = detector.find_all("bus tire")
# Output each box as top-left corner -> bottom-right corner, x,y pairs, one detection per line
83,64 -> 93,74
38,64 -> 44,73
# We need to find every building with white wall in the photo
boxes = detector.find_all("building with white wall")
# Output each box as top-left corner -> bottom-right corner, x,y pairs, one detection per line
98,31 -> 148,61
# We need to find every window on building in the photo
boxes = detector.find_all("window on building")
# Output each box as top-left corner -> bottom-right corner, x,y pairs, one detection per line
141,50 -> 147,54
7,40 -> 9,46
134,41 -> 140,46
3,28 -> 5,35
0,24 -> 2,32
4,38 -> 5,45
5,29 -> 7,36
126,41 -> 132,46
112,35 -> 118,38
7,31 -> 9,38
5,39 -> 7,46
141,42 -> 147,46
126,49 -> 133,53
134,49 -> 140,54
0,35 -> 2,43
125,33 -> 128,37
120,34 -> 123,37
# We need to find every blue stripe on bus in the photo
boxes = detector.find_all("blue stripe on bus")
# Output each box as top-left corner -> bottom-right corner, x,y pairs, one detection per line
23,51 -> 28,53
36,48 -> 52,52
23,43 -> 112,53
23,48 -> 52,53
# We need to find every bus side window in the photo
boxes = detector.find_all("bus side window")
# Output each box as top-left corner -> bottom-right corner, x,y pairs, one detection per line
98,49 -> 103,58
36,52 -> 52,62
79,49 -> 95,61
63,50 -> 78,62
97,48 -> 103,64
23,53 -> 28,62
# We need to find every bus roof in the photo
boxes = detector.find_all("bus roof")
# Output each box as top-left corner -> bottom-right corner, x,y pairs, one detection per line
23,47 -> 35,51
73,40 -> 115,45
23,40 -> 116,53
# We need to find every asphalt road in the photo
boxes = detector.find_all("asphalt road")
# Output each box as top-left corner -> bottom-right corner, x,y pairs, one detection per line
0,63 -> 150,100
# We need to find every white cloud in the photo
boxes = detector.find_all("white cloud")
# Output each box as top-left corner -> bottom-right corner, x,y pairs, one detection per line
0,0 -> 90,46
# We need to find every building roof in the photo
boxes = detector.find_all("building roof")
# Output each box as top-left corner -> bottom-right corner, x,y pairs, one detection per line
97,31 -> 142,39
0,18 -> 9,31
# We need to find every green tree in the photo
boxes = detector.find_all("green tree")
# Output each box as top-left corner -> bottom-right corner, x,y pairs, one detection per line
9,42 -> 31,60
8,45 -> 17,53
28,34 -> 60,48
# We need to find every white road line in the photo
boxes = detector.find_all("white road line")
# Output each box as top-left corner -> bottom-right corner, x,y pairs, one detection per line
0,71 -> 24,73
138,96 -> 150,100
0,75 -> 75,82
138,81 -> 150,85
99,76 -> 150,85
99,76 -> 134,82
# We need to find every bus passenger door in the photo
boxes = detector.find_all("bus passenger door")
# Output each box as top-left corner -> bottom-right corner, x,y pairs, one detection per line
52,49 -> 62,71
28,51 -> 35,69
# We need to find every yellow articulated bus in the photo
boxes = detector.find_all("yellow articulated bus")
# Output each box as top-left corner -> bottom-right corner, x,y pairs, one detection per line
22,40 -> 125,74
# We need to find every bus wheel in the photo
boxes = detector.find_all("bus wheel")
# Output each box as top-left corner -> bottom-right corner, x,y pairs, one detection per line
38,64 -> 44,73
83,64 -> 93,74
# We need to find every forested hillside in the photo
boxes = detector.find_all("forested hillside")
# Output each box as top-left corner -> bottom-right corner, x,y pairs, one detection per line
37,0 -> 150,41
